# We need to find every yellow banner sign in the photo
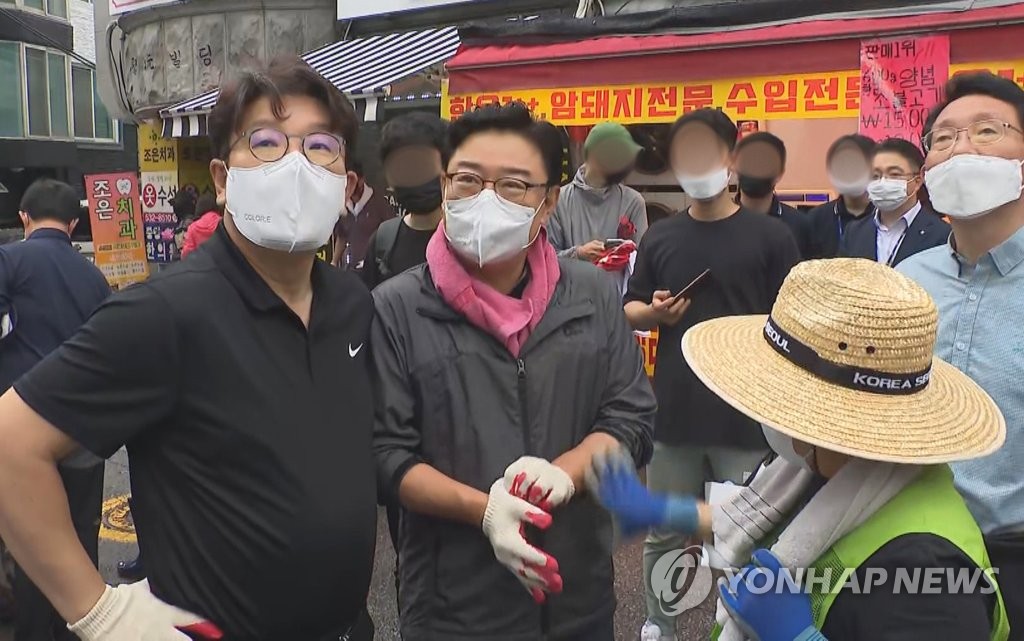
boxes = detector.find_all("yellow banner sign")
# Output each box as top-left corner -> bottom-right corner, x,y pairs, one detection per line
138,122 -> 179,172
443,60 -> 1024,126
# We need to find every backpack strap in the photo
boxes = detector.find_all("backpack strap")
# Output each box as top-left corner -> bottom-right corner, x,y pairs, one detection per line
374,217 -> 403,280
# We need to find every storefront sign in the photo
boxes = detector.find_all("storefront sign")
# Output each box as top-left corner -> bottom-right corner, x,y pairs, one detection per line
110,0 -> 184,16
860,35 -> 950,146
140,171 -> 179,264
443,59 -> 1024,127
138,122 -> 178,172
85,173 -> 150,288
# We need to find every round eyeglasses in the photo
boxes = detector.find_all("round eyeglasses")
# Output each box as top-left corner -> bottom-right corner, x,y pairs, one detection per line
445,172 -> 548,205
232,127 -> 345,167
923,119 -> 1024,153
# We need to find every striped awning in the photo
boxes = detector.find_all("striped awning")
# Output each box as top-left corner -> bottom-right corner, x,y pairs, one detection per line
159,26 -> 460,138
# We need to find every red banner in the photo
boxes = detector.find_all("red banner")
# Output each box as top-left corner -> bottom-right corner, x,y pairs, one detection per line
859,35 -> 950,146
84,172 -> 150,289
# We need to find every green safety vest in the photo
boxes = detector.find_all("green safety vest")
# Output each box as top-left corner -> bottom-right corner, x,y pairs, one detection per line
710,465 -> 1009,641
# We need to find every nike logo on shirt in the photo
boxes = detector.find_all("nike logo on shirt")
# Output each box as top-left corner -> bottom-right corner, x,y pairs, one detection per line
349,343 -> 363,358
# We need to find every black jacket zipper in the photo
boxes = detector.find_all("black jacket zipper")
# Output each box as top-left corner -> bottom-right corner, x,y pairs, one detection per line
517,357 -> 550,638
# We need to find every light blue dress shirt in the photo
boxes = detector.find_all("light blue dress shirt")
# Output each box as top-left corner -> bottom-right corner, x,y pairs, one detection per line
898,224 -> 1024,535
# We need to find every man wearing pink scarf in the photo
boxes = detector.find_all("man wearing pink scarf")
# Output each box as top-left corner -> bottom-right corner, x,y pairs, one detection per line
370,102 -> 655,641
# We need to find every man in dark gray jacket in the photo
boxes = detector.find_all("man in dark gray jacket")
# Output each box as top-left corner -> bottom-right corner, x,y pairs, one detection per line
371,102 -> 655,641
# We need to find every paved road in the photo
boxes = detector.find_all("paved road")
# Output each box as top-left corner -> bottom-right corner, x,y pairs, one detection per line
2,449 -> 715,641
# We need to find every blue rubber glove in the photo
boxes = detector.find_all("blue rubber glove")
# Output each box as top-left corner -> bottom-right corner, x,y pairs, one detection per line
586,447 -> 699,538
718,549 -> 827,641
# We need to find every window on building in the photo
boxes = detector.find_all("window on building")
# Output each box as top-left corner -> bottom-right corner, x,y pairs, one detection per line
3,0 -> 68,17
25,47 -> 49,136
47,0 -> 67,18
47,51 -> 69,137
72,64 -> 116,142
0,42 -> 22,137
72,64 -> 93,138
93,76 -> 113,139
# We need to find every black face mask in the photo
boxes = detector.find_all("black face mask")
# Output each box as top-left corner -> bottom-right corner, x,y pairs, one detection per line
737,174 -> 778,199
393,178 -> 442,215
603,167 -> 634,186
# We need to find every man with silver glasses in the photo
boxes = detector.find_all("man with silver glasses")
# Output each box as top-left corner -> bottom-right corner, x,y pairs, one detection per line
0,56 -> 377,641
899,71 -> 1024,638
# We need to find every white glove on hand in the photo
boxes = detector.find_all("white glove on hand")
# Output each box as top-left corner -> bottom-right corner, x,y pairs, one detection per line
68,580 -> 222,641
503,456 -> 575,510
482,479 -> 562,604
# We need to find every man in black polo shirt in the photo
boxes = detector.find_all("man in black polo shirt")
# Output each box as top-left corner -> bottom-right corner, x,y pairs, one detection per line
623,109 -> 800,641
734,132 -> 812,259
0,178 -> 110,641
0,55 -> 376,641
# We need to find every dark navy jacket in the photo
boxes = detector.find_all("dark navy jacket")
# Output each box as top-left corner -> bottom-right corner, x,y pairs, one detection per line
839,205 -> 951,267
0,229 -> 110,393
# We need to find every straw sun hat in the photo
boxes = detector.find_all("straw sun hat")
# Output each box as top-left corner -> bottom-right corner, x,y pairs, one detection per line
682,258 -> 1005,464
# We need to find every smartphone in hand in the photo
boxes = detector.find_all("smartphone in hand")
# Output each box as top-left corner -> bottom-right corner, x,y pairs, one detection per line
603,238 -> 625,249
671,268 -> 712,304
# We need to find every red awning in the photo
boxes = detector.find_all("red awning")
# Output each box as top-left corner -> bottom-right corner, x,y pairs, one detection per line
447,3 -> 1024,93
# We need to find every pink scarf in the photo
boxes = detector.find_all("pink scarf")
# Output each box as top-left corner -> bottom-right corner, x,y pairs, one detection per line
426,224 -> 561,357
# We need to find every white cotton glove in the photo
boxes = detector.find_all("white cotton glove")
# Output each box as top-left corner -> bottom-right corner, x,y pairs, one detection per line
68,580 -> 222,641
482,479 -> 562,604
502,456 -> 575,510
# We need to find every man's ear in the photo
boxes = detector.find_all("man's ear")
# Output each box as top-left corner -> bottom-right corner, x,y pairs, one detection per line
210,159 -> 228,207
537,186 -> 561,226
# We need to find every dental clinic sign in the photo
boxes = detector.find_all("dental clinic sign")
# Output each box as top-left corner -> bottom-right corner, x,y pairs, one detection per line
109,0 -> 185,15
338,0 -> 490,20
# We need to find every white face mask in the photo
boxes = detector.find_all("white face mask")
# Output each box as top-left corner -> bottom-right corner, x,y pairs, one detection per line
675,166 -> 730,201
226,152 -> 348,253
761,424 -> 815,473
830,173 -> 871,197
867,177 -> 913,212
924,154 -> 1024,219
444,189 -> 542,267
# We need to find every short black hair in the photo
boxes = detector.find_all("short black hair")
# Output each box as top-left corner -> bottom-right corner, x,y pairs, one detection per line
448,102 -> 563,186
874,137 -> 925,172
735,132 -> 787,166
827,134 -> 876,164
195,193 -> 221,216
924,72 -> 1024,144
380,112 -> 450,165
348,157 -> 364,178
171,189 -> 197,219
668,108 -> 738,151
20,178 -> 80,225
209,55 -> 358,162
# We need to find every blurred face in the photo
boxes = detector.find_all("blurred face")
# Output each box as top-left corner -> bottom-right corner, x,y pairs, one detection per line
384,145 -> 444,189
588,141 -> 638,182
669,122 -> 730,177
924,94 -> 1024,170
445,130 -> 557,245
735,141 -> 783,180
828,145 -> 872,185
211,94 -> 356,207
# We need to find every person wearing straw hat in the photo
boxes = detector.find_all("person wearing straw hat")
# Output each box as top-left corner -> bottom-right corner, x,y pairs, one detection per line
590,258 -> 1009,641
